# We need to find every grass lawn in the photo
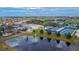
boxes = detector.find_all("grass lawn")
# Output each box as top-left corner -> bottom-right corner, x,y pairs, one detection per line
71,19 -> 79,23
0,43 -> 16,51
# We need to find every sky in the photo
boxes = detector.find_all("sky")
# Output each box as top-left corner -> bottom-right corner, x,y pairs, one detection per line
0,0 -> 79,7
0,7 -> 79,16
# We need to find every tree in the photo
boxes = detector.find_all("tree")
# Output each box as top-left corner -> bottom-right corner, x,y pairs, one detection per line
21,28 -> 27,31
65,33 -> 71,39
55,32 -> 60,37
40,29 -> 44,34
0,31 -> 2,36
32,30 -> 35,34
47,31 -> 52,35
6,25 -> 13,32
0,26 -> 4,33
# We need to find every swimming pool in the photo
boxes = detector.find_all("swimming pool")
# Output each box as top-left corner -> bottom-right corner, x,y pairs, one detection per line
60,28 -> 75,35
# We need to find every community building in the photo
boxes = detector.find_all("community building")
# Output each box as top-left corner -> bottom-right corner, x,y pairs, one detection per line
22,24 -> 44,32
75,30 -> 79,38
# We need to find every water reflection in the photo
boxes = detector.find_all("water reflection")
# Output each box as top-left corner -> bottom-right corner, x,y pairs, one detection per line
5,36 -> 79,51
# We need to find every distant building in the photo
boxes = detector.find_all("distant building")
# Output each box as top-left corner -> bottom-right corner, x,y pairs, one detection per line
22,24 -> 44,32
75,30 -> 79,38
3,32 -> 13,36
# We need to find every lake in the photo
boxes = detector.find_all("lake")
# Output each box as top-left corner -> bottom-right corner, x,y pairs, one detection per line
5,36 -> 79,51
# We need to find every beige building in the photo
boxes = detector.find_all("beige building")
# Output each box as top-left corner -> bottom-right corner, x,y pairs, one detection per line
75,30 -> 79,38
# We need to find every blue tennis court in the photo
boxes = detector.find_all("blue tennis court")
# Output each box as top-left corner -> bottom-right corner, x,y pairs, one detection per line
60,28 -> 75,35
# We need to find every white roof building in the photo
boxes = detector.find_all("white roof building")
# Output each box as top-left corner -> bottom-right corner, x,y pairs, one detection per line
14,21 -> 23,25
44,26 -> 53,30
75,30 -> 79,38
22,24 -> 44,31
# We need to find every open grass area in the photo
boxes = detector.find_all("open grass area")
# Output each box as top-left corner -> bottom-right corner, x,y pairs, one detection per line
71,19 -> 79,23
65,19 -> 79,24
0,43 -> 16,51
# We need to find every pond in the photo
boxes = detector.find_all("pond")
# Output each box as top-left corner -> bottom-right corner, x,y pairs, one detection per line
5,36 -> 79,51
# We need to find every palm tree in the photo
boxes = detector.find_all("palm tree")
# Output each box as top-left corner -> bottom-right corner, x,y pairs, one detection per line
32,30 -> 37,39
